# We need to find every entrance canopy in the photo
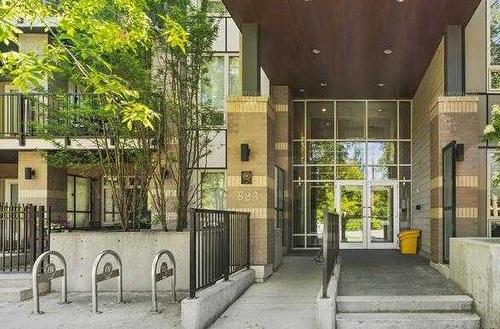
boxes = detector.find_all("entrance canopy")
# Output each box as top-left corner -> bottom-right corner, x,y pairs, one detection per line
223,0 -> 480,99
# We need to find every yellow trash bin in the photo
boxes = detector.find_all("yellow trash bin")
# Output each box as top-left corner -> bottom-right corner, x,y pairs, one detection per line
398,229 -> 420,254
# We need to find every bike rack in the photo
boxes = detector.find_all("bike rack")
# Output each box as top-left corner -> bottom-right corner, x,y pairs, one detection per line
32,251 -> 69,314
151,250 -> 176,312
91,250 -> 123,314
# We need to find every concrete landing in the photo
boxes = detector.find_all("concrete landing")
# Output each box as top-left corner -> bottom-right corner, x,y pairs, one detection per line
339,250 -> 463,296
210,256 -> 321,329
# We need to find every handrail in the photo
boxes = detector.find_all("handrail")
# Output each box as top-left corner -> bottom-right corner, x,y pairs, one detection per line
321,211 -> 340,298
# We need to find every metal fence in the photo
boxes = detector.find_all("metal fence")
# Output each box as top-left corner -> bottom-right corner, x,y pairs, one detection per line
0,93 -> 101,144
0,204 -> 51,272
322,212 -> 340,298
189,209 -> 250,298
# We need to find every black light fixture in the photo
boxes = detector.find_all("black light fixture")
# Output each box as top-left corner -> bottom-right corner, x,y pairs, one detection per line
25,167 -> 35,180
241,144 -> 251,161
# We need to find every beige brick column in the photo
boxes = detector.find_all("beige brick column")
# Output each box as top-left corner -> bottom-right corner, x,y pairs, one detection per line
270,86 -> 292,265
18,151 -> 67,222
429,97 -> 481,263
226,96 -> 275,281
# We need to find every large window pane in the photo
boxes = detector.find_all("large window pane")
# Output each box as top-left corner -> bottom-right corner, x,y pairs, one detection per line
293,102 -> 305,140
75,177 -> 90,212
307,102 -> 334,139
366,167 -> 398,180
293,183 -> 305,234
368,101 -> 397,139
293,141 -> 305,164
337,142 -> 365,165
307,166 -> 335,181
337,166 -> 364,180
67,177 -> 75,212
306,183 -> 334,234
337,101 -> 365,139
202,56 -> 225,110
399,101 -> 411,139
367,142 -> 397,165
229,56 -> 240,96
491,0 -> 500,66
399,142 -> 411,164
201,172 -> 225,210
308,141 -> 335,164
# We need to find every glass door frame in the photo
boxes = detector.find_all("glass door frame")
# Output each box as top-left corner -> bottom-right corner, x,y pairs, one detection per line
335,180 -> 399,249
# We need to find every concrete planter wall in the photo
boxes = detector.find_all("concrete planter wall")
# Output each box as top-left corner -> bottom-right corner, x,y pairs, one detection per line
50,231 -> 189,292
450,238 -> 500,329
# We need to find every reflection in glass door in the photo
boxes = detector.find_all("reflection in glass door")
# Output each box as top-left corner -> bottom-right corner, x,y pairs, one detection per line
336,183 -> 365,248
368,183 -> 398,248
336,182 -> 398,249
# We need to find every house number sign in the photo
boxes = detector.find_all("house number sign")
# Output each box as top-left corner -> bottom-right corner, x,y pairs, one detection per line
237,191 -> 259,202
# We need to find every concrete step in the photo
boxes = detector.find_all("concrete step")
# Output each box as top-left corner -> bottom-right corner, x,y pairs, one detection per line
336,312 -> 481,329
337,295 -> 474,313
0,287 -> 32,302
0,274 -> 32,288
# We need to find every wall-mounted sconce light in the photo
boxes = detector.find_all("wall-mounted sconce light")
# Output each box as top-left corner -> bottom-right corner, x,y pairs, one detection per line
241,143 -> 251,161
25,167 -> 35,180
456,143 -> 465,161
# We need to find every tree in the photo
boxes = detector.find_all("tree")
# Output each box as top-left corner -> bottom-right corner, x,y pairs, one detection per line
0,0 -> 190,230
150,0 -> 219,231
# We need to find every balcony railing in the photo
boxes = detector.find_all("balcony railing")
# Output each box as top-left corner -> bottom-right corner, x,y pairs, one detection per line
0,93 -> 101,145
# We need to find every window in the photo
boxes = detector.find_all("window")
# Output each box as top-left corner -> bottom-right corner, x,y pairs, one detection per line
200,172 -> 225,210
201,55 -> 241,125
67,175 -> 91,228
102,177 -> 147,227
206,0 -> 228,15
489,0 -> 500,90
488,152 -> 500,237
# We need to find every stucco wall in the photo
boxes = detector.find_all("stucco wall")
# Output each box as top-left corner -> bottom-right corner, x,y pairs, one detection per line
412,39 -> 445,257
50,231 -> 189,292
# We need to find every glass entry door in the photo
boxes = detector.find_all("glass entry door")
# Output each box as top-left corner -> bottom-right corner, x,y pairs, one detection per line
336,181 -> 398,249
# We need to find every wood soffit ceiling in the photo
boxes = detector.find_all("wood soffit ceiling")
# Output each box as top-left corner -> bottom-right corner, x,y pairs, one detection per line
223,0 -> 481,99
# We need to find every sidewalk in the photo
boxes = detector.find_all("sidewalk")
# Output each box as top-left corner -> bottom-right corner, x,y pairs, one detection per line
211,256 -> 322,329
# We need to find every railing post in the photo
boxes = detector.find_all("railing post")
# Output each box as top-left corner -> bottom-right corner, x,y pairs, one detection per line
246,213 -> 251,269
30,205 -> 37,266
189,209 -> 196,299
19,94 -> 26,146
223,212 -> 230,281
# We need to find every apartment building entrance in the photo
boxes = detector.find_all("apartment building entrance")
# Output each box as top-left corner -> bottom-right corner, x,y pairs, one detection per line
337,181 -> 399,249
292,100 -> 411,250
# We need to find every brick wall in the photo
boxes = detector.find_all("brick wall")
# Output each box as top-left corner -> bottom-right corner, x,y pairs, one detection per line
412,39 -> 445,257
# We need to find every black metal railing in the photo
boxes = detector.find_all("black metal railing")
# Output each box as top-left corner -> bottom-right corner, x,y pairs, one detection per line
189,208 -> 250,298
0,204 -> 51,272
0,93 -> 101,144
322,211 -> 340,298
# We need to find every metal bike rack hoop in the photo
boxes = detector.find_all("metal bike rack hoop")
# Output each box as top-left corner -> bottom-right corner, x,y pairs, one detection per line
32,250 -> 68,315
151,249 -> 176,312
91,250 -> 123,314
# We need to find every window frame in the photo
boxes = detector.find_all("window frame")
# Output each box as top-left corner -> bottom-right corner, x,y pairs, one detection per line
67,174 -> 92,229
487,0 -> 500,91
198,170 -> 226,210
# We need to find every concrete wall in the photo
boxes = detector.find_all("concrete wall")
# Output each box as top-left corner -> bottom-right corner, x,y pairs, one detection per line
50,231 -> 189,292
450,238 -> 500,329
412,39 -> 445,257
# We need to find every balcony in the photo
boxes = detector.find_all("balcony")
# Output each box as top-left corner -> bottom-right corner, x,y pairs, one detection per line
0,93 -> 101,147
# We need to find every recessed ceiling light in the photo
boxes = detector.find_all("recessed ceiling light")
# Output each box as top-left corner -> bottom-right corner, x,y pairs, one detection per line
384,49 -> 393,55
377,82 -> 386,87
312,49 -> 321,55
321,108 -> 327,112
377,109 -> 383,113
299,89 -> 305,92
321,83 -> 327,87
396,0 -> 405,3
